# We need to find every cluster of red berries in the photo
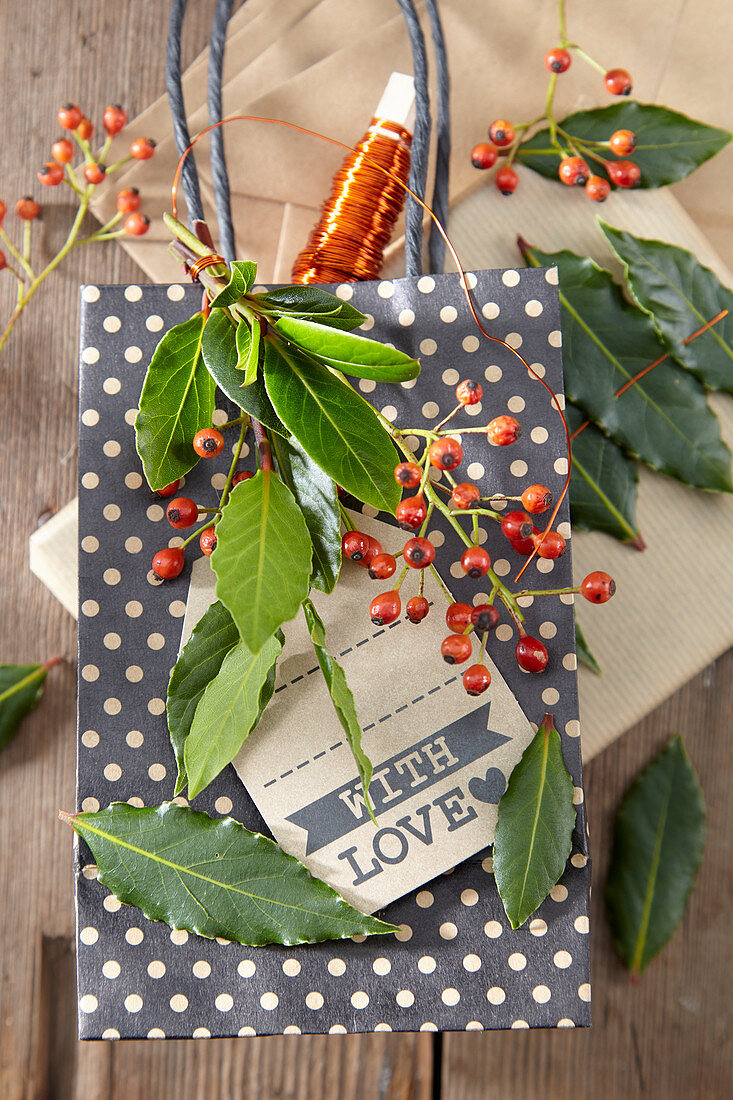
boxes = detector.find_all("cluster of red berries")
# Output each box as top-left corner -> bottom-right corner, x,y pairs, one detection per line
470,35 -> 639,200
13,103 -> 154,238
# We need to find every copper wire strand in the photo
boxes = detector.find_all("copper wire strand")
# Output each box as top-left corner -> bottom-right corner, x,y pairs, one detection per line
170,115 -> 573,582
189,252 -> 227,280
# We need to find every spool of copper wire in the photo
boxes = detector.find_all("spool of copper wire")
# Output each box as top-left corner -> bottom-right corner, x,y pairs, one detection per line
291,76 -> 415,284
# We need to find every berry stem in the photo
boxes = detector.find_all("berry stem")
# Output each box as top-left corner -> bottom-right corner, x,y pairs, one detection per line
433,403 -> 461,432
394,564 -> 410,591
514,585 -> 581,598
428,563 -> 454,605
0,226 -> 35,281
218,413 -> 248,431
419,502 -> 435,537
219,420 -> 248,508
64,162 -> 85,196
179,522 -> 214,549
569,43 -> 607,75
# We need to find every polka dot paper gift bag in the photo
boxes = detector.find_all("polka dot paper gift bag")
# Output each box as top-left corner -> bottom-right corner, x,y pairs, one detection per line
75,270 -> 591,1038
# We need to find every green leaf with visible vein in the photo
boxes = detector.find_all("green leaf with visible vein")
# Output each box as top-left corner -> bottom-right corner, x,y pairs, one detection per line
209,260 -> 257,308
211,471 -> 312,653
517,102 -> 731,188
567,403 -> 642,545
166,601 -> 240,795
201,309 -> 284,435
263,337 -> 400,513
238,316 -> 261,385
274,316 -> 420,383
135,312 -> 216,490
254,286 -> 365,330
575,621 -> 601,675
0,663 -> 49,753
521,242 -> 733,493
303,599 -> 375,823
605,736 -> 705,975
599,222 -> 733,395
271,434 -> 341,593
62,802 -> 398,945
493,713 -> 576,928
184,631 -> 282,798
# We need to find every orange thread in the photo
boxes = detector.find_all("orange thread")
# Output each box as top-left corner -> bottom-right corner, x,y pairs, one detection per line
290,119 -> 412,284
189,253 -> 227,280
170,117 -> 573,581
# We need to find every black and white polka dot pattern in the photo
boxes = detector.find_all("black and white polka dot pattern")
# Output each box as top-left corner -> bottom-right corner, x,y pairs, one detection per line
76,270 -> 590,1038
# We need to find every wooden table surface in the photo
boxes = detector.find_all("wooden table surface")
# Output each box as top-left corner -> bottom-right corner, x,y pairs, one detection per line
0,3 -> 730,1097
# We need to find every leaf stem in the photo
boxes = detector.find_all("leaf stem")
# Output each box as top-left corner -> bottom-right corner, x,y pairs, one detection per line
253,419 -> 273,473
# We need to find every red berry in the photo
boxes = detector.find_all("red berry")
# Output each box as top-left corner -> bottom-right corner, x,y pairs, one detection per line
130,137 -> 156,160
103,104 -> 127,136
609,129 -> 637,156
360,536 -> 383,568
581,571 -> 616,603
604,68 -> 632,96
406,595 -> 430,623
511,529 -> 540,556
51,138 -> 74,164
607,159 -> 641,189
441,634 -> 473,665
77,118 -> 93,141
501,510 -> 533,541
16,196 -> 41,221
0,200 -> 6,225
456,379 -> 482,406
370,590 -> 401,626
487,414 -> 521,446
522,484 -> 552,514
124,212 -> 150,236
471,603 -> 500,633
428,437 -> 463,471
463,664 -> 491,695
368,553 -> 397,580
232,470 -> 253,486
585,175 -> 611,202
38,162 -> 64,187
533,529 -> 566,559
342,530 -> 369,562
166,496 -> 198,529
58,103 -> 83,130
558,156 -> 590,186
193,427 -> 224,457
471,142 -> 498,170
156,479 -> 180,498
461,545 -> 491,578
396,494 -> 427,530
0,250 -> 5,272
403,537 -> 435,569
488,119 -> 515,147
199,526 -> 217,556
84,162 -> 106,185
515,635 -> 549,673
116,187 -> 141,214
495,165 -> 519,195
394,461 -> 422,488
446,602 -> 474,634
544,47 -> 572,73
451,482 -> 480,510
152,546 -> 185,580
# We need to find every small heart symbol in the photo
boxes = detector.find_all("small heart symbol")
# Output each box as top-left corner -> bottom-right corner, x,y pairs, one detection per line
468,768 -> 507,805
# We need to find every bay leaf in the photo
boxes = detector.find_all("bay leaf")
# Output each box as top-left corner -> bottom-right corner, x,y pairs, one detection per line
567,403 -> 642,545
135,312 -> 216,490
273,315 -> 420,383
166,601 -> 240,795
263,337 -> 400,514
62,802 -> 398,945
600,221 -> 733,395
254,285 -> 365,330
211,471 -> 312,653
209,260 -> 257,308
517,102 -> 731,188
270,434 -> 341,593
605,735 -> 705,975
575,621 -> 601,675
201,309 -> 284,435
493,713 -> 576,929
303,599 -> 375,822
185,632 -> 282,799
522,243 -> 733,493
0,663 -> 49,753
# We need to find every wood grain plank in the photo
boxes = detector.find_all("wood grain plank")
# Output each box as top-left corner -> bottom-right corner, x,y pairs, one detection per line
441,649 -> 733,1100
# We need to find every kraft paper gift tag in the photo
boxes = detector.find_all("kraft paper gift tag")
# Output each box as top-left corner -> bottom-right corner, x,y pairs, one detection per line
178,518 -> 536,914
75,271 -> 592,1037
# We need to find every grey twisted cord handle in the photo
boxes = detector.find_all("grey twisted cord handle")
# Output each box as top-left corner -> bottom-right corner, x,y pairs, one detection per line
165,0 -> 205,225
394,0 -> 431,278
208,0 -> 237,260
424,0 -> 450,274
